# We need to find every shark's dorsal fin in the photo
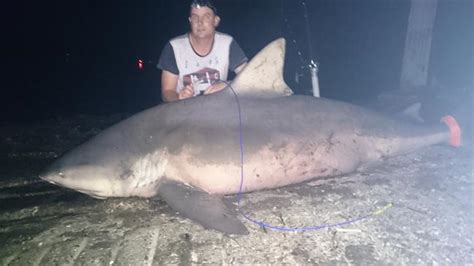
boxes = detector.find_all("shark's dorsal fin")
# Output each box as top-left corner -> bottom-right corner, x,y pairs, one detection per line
230,38 -> 293,97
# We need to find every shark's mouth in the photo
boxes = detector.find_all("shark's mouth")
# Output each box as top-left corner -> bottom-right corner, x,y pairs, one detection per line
40,178 -> 61,187
75,189 -> 107,199
76,190 -> 107,199
41,178 -> 108,199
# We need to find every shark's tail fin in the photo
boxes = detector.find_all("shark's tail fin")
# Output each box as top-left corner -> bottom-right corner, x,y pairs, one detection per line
230,38 -> 293,98
441,115 -> 462,147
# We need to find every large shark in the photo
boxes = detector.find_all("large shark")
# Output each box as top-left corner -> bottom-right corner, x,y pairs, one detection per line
40,39 -> 461,234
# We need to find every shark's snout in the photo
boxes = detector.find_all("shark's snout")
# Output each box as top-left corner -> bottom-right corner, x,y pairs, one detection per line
39,168 -> 74,192
38,161 -> 123,199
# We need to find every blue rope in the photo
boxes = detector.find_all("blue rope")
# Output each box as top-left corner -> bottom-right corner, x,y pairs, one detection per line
222,81 -> 391,232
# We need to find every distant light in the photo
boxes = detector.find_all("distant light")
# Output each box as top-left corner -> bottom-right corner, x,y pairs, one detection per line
137,59 -> 144,70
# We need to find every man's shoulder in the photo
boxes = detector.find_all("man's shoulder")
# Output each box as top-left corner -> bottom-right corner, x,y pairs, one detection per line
169,33 -> 189,45
215,31 -> 234,42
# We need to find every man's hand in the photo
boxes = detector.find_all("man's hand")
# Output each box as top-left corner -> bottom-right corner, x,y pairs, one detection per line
204,81 -> 227,95
178,85 -> 195,100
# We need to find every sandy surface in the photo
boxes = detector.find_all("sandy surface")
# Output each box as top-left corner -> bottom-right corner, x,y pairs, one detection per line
0,115 -> 473,265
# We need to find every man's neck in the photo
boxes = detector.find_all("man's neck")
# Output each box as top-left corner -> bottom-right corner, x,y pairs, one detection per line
189,33 -> 215,56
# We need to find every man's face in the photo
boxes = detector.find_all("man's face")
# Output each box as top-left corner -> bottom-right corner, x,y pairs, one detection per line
189,6 -> 220,39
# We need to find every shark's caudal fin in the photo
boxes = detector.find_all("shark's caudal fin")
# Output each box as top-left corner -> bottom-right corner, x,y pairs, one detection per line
230,38 -> 293,97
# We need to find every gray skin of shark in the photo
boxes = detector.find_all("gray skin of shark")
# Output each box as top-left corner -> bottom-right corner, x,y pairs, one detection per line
40,39 -> 452,235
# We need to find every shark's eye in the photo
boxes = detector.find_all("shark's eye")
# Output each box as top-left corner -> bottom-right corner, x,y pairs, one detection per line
59,172 -> 65,178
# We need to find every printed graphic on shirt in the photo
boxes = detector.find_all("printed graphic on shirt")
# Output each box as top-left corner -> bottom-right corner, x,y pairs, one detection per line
183,67 -> 220,96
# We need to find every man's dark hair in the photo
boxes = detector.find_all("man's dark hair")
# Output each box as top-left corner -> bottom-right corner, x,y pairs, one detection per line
190,0 -> 218,15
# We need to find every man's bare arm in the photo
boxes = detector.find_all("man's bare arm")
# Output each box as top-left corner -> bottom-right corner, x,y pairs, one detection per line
161,70 -> 179,102
161,70 -> 194,102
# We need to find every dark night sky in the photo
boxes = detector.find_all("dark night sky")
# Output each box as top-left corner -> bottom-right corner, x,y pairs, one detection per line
3,0 -> 473,124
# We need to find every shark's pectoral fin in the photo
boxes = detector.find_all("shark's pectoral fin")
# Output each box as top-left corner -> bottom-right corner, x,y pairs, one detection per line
157,179 -> 249,235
